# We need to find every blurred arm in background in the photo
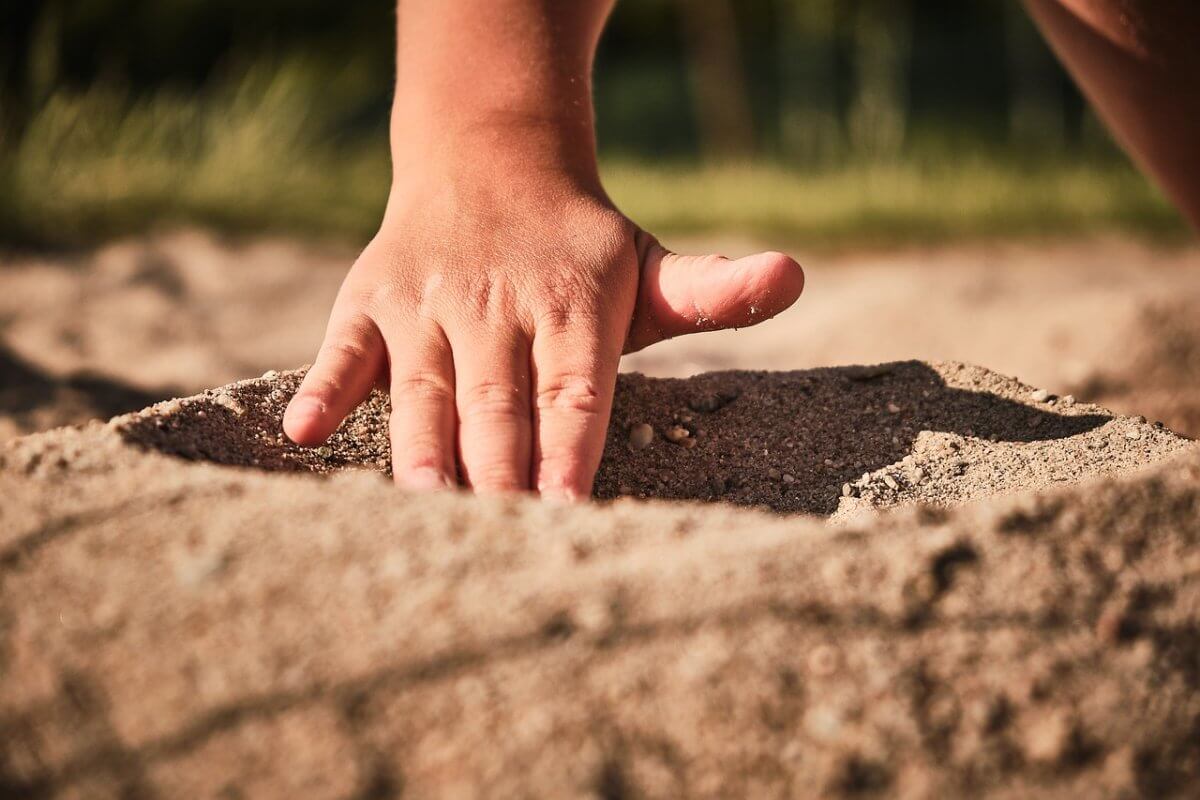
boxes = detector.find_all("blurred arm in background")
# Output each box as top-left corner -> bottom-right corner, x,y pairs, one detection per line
1026,0 -> 1200,230
282,0 -> 803,499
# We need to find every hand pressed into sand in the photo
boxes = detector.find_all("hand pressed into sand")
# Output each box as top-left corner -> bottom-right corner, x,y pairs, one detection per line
283,169 -> 802,501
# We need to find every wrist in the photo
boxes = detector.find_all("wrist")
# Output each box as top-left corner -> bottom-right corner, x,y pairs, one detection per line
389,109 -> 603,199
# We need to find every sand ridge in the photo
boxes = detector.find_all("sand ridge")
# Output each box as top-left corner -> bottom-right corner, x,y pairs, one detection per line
1,361 -> 1198,797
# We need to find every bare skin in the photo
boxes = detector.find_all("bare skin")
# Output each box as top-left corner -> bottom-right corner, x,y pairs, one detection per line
286,0 -> 1198,501
1024,0 -> 1200,229
283,0 -> 803,500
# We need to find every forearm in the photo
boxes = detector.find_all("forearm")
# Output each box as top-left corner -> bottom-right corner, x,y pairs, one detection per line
390,0 -> 615,189
1025,0 -> 1200,230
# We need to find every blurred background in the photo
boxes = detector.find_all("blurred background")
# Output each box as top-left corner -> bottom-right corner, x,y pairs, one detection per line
0,0 -> 1189,246
1,0 -> 1198,440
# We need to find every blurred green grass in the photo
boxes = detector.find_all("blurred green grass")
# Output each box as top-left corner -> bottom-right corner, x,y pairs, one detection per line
0,62 -> 1186,250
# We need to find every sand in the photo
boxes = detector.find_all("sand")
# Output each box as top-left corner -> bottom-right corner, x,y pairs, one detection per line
2,360 -> 1198,798
3,232 -> 1200,796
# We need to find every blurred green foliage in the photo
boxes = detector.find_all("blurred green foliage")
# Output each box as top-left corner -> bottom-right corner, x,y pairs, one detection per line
0,0 -> 1186,247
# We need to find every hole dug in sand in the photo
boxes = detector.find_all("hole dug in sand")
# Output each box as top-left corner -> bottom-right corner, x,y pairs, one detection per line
113,360 -> 1188,517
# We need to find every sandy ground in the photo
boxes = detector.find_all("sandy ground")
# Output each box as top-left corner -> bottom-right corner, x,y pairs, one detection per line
1,363 -> 1198,797
2,231 -> 1199,796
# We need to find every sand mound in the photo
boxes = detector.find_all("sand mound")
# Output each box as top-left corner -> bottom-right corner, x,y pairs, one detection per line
110,361 -> 1181,516
2,361 -> 1198,798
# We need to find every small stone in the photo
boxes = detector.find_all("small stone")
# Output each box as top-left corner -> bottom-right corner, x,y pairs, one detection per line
1060,395 -> 1075,408
842,483 -> 853,497
213,392 -> 246,416
781,473 -> 796,484
316,446 -> 333,458
664,425 -> 691,444
883,474 -> 899,491
628,423 -> 654,450
768,468 -> 782,481
1125,430 -> 1142,441
887,402 -> 901,414
261,369 -> 280,380
910,468 -> 925,484
1030,389 -> 1051,403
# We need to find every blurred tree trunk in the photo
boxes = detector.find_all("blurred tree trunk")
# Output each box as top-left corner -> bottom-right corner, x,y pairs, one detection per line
1005,1 -> 1065,148
777,0 -> 843,166
847,0 -> 912,161
0,3 -> 44,140
674,0 -> 756,161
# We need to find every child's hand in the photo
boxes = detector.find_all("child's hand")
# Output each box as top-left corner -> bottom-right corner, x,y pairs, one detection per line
283,146 -> 802,500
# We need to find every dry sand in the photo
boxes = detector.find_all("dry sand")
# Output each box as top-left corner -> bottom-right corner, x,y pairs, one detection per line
3,232 -> 1200,796
2,360 -> 1198,797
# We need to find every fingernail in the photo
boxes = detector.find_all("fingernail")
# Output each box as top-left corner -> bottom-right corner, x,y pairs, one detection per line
398,467 -> 454,492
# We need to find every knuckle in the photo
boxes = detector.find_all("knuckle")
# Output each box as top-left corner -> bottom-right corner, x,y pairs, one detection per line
322,337 -> 373,368
536,306 -> 599,336
462,380 -> 527,420
393,372 -> 454,405
536,375 -> 605,416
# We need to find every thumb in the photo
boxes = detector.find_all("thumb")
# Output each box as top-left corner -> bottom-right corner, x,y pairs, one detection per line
625,234 -> 804,353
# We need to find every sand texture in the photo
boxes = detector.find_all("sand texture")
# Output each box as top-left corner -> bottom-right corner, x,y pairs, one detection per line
2,361 -> 1198,798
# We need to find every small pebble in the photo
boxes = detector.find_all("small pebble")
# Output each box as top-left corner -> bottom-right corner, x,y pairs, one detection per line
1060,395 -> 1075,408
628,423 -> 654,450
768,468 -> 782,481
1125,430 -> 1142,441
1030,389 -> 1051,403
841,483 -> 853,497
887,402 -> 901,414
883,474 -> 899,491
214,392 -> 246,416
664,425 -> 691,444
781,473 -> 796,484
261,370 -> 279,380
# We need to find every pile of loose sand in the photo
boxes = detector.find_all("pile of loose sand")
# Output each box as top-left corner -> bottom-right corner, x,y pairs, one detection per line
2,361 -> 1197,797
